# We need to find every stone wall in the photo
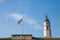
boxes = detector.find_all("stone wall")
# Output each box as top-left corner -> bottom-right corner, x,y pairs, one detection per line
11,34 -> 32,40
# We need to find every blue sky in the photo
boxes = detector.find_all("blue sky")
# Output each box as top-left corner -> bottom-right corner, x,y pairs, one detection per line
0,0 -> 60,38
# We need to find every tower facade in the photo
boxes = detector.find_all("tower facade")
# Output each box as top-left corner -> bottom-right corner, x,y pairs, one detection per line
44,15 -> 51,38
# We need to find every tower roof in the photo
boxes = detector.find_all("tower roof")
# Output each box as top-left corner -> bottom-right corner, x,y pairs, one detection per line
44,15 -> 50,22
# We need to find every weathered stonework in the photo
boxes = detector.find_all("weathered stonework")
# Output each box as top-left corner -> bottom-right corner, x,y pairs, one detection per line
11,34 -> 32,40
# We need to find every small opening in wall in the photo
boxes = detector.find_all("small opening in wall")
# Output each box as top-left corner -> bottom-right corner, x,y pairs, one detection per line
47,26 -> 48,29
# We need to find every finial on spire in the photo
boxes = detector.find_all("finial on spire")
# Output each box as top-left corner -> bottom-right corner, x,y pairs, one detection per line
44,14 -> 50,22
46,14 -> 48,19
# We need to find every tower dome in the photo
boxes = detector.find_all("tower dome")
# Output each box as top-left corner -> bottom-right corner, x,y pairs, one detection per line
44,15 -> 50,22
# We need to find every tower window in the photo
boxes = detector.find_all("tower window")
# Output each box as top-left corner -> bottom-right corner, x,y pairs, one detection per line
47,26 -> 48,29
46,23 -> 48,24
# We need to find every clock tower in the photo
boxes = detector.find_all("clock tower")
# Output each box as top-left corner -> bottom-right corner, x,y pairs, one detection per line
44,15 -> 51,38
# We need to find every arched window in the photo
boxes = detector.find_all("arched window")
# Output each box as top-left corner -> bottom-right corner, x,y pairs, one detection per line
47,26 -> 48,29
46,23 -> 48,24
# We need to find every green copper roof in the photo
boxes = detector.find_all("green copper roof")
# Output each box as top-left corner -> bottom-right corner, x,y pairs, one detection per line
44,15 -> 50,22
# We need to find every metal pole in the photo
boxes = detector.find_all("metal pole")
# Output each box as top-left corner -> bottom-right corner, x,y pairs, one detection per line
22,24 -> 23,34
22,24 -> 23,40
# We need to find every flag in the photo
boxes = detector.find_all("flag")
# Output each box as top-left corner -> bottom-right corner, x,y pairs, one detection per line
18,19 -> 23,25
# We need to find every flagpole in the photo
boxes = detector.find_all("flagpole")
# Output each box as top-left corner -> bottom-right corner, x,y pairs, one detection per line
17,19 -> 23,40
22,24 -> 23,34
22,24 -> 23,40
22,20 -> 23,40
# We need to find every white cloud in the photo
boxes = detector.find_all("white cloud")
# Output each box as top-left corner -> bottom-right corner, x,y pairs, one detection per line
9,13 -> 24,20
7,13 -> 41,30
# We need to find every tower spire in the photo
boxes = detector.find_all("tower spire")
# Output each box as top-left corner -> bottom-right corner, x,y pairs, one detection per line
44,14 -> 50,22
46,14 -> 48,19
